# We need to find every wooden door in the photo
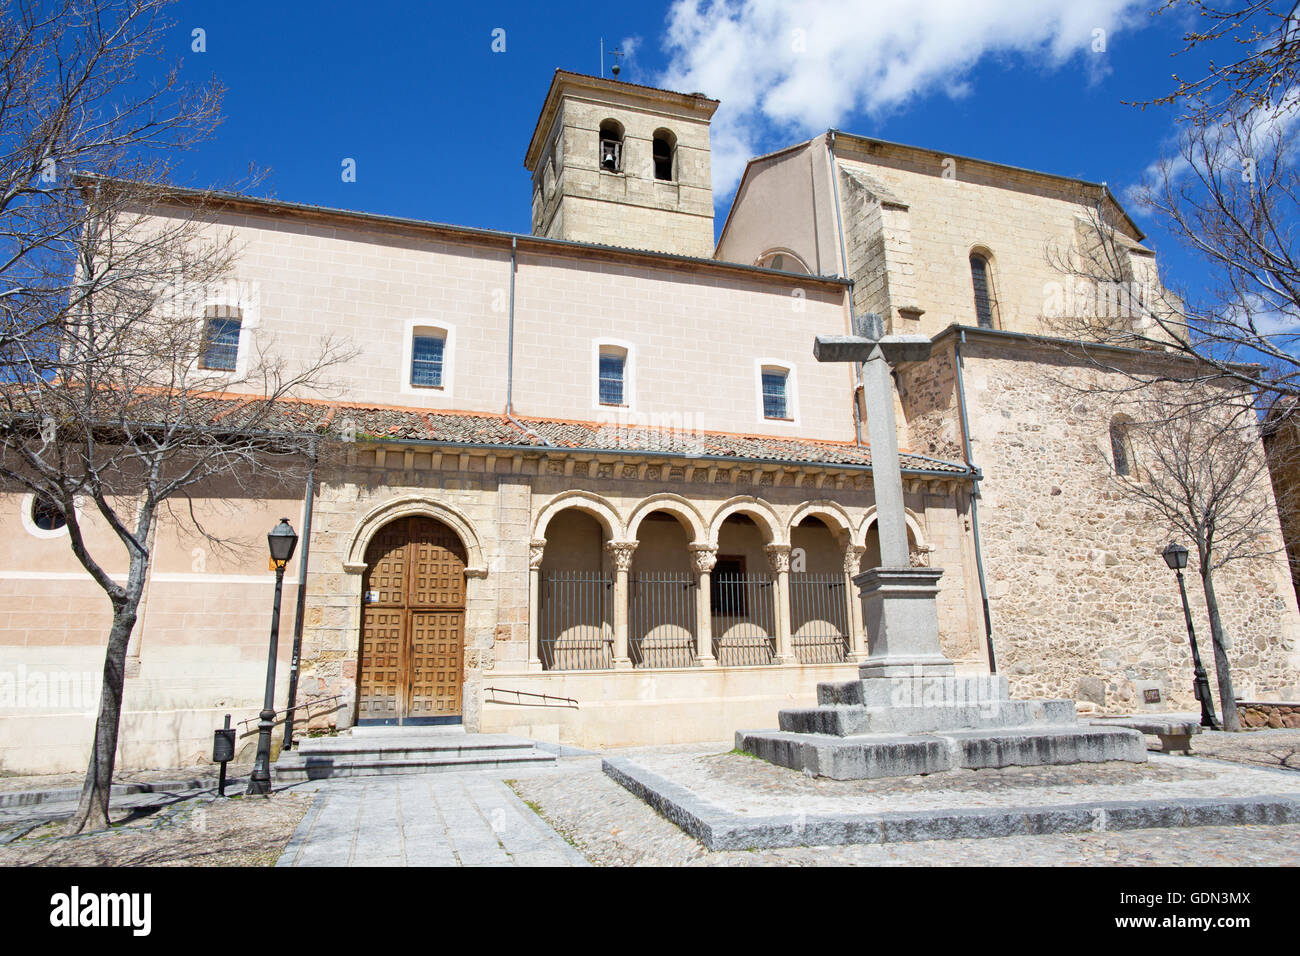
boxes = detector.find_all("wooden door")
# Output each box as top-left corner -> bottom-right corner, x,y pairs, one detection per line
358,516 -> 466,724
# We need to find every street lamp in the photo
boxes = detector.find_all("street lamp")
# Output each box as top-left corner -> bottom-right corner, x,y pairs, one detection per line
1161,542 -> 1220,730
248,518 -> 299,795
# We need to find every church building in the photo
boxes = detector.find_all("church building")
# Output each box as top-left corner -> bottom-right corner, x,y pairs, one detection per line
2,70 -> 1297,773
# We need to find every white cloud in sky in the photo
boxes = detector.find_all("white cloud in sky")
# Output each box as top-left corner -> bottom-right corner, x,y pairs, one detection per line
655,0 -> 1147,196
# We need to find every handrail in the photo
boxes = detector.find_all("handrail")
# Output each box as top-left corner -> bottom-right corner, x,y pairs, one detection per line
238,694 -> 343,734
484,686 -> 579,709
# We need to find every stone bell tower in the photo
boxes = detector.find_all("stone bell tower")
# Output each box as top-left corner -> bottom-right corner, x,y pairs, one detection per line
523,69 -> 718,258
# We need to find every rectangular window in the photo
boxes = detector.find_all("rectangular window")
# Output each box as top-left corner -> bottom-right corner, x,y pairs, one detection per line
599,351 -> 625,405
761,369 -> 788,419
411,334 -> 444,388
200,317 -> 240,371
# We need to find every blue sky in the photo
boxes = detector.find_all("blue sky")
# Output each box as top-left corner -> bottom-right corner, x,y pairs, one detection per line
167,1 -> 1214,287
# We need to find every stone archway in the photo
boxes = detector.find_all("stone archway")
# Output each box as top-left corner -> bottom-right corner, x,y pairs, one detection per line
340,496 -> 488,727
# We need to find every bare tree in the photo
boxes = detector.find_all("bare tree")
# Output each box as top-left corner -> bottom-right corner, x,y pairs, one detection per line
1046,105 -> 1300,410
1107,392 -> 1289,730
1144,1 -> 1300,127
0,1 -> 353,831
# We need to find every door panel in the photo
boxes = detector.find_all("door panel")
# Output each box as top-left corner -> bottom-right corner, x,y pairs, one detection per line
358,607 -> 404,721
408,610 -> 464,719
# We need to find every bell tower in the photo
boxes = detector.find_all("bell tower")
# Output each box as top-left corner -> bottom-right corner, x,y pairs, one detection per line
524,70 -> 719,258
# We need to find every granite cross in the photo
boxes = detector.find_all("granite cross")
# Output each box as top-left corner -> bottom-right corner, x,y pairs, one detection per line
813,315 -> 930,569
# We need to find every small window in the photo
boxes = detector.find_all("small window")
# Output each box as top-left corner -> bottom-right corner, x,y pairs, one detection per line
599,119 -> 623,173
200,306 -> 241,371
710,556 -> 747,616
31,495 -> 66,532
598,348 -> 626,405
761,368 -> 789,420
1111,419 -> 1135,477
411,332 -> 445,388
652,129 -> 676,181
970,253 -> 997,329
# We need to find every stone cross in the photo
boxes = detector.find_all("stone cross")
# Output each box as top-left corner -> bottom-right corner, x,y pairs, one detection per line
815,315 -> 953,678
813,316 -> 930,568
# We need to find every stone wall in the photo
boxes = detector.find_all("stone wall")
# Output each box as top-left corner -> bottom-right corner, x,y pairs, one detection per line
955,335 -> 1300,709
1237,700 -> 1300,729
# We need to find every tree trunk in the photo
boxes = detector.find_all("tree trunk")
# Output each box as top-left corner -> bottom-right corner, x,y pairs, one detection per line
65,601 -> 138,833
1200,566 -> 1241,732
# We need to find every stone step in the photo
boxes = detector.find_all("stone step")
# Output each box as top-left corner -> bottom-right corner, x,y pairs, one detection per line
295,732 -> 535,757
737,724 -> 1146,780
275,731 -> 557,781
346,724 -> 469,738
780,699 -> 1079,736
273,750 -> 557,781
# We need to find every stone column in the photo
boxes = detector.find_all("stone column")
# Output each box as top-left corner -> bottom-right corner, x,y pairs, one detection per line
689,544 -> 718,667
765,544 -> 796,665
843,544 -> 867,660
605,540 -> 638,670
528,538 -> 545,671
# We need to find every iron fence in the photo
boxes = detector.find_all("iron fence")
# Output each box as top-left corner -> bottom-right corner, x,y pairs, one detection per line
711,571 -> 777,665
539,570 -> 613,670
790,573 -> 850,663
629,571 -> 699,668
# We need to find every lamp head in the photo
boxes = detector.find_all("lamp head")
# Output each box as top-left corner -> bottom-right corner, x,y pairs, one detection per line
268,517 -> 298,568
1162,542 -> 1188,571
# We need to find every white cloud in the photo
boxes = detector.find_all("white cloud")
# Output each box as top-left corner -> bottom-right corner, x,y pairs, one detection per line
656,0 -> 1147,196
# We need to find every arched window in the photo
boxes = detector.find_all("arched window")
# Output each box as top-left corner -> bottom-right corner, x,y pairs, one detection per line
31,494 -> 65,532
652,129 -> 676,181
969,252 -> 997,329
599,119 -> 624,173
410,327 -> 447,388
200,304 -> 242,371
756,249 -> 810,275
593,339 -> 634,409
760,365 -> 790,420
1110,418 -> 1136,477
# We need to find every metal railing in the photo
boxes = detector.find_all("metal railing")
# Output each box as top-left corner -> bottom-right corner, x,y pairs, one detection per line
484,686 -> 579,708
539,570 -> 613,671
711,571 -> 777,666
629,571 -> 698,668
790,573 -> 850,663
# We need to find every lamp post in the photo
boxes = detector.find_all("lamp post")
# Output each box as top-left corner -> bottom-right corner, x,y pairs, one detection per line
248,518 -> 299,795
1161,542 -> 1220,730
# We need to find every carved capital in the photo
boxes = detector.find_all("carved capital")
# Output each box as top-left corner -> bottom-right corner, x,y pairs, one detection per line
909,546 -> 932,568
604,539 -> 639,571
529,537 -> 547,570
764,543 -> 792,574
688,544 -> 718,574
843,544 -> 866,575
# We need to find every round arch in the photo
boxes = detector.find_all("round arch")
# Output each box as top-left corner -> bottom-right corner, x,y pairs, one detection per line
708,495 -> 785,549
788,500 -> 855,544
626,493 -> 707,544
345,495 -> 487,576
533,490 -> 625,542
856,506 -> 931,551
755,247 -> 811,275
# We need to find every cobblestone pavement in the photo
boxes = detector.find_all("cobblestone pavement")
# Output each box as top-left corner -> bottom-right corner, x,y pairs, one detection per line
1189,729 -> 1300,771
275,771 -> 589,867
509,757 -> 1300,866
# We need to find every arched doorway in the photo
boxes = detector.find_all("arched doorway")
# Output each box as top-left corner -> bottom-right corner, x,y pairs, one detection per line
358,516 -> 467,724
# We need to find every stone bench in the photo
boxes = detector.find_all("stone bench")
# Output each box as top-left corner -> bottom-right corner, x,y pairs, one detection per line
1089,717 -> 1202,754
